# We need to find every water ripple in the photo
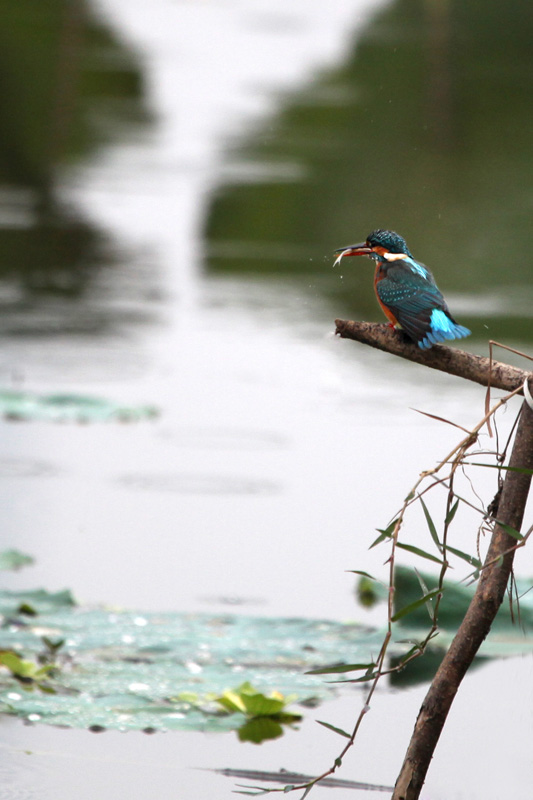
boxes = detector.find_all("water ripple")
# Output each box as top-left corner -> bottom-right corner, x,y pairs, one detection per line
118,473 -> 280,496
0,459 -> 58,479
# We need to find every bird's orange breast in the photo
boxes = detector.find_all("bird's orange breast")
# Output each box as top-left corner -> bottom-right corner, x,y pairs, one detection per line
374,264 -> 400,327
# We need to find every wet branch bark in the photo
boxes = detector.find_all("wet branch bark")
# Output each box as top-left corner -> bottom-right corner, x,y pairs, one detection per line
335,319 -> 528,392
335,317 -> 533,799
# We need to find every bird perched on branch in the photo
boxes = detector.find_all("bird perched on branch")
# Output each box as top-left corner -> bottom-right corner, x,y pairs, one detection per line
334,229 -> 471,350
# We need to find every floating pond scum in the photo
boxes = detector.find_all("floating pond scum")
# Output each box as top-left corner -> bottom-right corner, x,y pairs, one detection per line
0,590 -> 384,735
0,389 -> 158,423
1,569 -> 533,735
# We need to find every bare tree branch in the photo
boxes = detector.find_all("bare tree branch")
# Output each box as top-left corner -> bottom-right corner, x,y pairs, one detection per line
392,387 -> 533,799
335,319 -> 528,392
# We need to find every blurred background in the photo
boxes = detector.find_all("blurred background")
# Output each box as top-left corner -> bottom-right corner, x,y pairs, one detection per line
1,0 -> 532,798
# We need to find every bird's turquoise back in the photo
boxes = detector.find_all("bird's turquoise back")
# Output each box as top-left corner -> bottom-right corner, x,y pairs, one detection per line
374,256 -> 470,349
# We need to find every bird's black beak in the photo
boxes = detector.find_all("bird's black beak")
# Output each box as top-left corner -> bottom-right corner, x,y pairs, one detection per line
333,242 -> 373,266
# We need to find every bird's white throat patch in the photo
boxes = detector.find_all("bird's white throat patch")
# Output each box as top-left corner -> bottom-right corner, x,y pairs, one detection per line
383,252 -> 408,261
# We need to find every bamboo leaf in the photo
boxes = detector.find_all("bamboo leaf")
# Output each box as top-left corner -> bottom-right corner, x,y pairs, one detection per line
445,544 -> 482,568
419,497 -> 441,550
382,518 -> 401,535
396,542 -> 446,565
445,498 -> 460,525
392,589 -> 441,622
370,518 -> 400,549
334,672 -> 379,684
307,662 -> 375,675
414,568 -> 429,596
346,570 -> 377,581
410,407 -> 470,433
414,568 -> 435,620
464,462 -> 533,475
398,642 -> 424,661
316,720 -> 351,739
494,521 -> 523,541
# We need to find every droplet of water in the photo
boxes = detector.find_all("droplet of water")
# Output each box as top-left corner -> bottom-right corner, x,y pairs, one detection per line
128,682 -> 150,692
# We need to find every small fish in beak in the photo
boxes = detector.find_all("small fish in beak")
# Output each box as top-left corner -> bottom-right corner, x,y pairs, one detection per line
333,242 -> 373,267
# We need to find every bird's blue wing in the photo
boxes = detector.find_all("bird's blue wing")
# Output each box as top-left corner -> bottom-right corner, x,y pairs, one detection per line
376,261 -> 453,345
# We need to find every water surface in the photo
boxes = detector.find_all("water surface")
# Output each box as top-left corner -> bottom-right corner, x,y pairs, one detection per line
1,0 -> 532,798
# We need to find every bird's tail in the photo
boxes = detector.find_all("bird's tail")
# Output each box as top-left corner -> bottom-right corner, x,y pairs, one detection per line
418,310 -> 471,350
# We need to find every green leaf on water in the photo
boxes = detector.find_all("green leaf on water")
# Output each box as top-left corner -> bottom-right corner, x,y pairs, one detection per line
237,717 -> 284,744
0,588 -> 75,617
17,603 -> 37,617
0,389 -> 159,424
0,550 -> 34,571
216,689 -> 248,714
215,683 -> 298,721
3,573 -> 533,733
41,637 -> 65,655
0,652 -> 54,681
241,693 -> 285,718
176,691 -> 199,705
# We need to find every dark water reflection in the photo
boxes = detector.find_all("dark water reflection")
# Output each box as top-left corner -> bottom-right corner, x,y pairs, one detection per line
0,0 -> 531,345
0,0 -> 153,338
205,0 -> 533,346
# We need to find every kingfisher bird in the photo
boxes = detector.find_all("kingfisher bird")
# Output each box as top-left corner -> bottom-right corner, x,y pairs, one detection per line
334,229 -> 471,350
